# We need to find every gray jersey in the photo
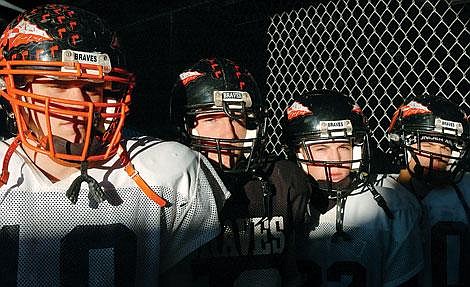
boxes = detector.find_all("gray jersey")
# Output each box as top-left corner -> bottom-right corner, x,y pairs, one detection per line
380,173 -> 470,286
0,137 -> 228,286
297,185 -> 424,287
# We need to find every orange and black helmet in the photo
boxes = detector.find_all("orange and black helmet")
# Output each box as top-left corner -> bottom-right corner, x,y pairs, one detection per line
0,3 -> 134,162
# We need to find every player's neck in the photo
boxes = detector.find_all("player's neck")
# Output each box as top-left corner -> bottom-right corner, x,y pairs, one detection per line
397,168 -> 412,184
22,144 -> 79,182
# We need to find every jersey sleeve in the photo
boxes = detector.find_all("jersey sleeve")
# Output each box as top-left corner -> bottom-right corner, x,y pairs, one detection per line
381,186 -> 425,287
159,150 -> 229,273
123,139 -> 229,274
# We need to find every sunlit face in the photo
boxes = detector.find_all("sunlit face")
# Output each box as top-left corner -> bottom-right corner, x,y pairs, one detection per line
193,111 -> 247,168
408,141 -> 452,173
27,78 -> 104,144
301,141 -> 353,182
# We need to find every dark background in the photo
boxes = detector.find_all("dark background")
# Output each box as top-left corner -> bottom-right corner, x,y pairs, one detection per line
1,0 -> 289,138
2,0 -> 469,158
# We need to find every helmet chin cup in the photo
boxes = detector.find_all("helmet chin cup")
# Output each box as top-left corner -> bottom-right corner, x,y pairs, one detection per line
50,135 -> 106,160
317,174 -> 354,198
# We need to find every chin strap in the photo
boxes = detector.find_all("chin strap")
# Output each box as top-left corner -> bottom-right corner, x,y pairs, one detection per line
0,136 -> 169,208
369,184 -> 394,220
258,175 -> 275,221
331,194 -> 351,243
0,136 -> 21,188
451,182 -> 470,224
253,162 -> 277,222
117,144 -> 170,207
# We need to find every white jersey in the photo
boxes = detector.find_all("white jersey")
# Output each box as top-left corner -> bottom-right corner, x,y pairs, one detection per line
297,185 -> 424,287
0,136 -> 229,286
379,173 -> 470,286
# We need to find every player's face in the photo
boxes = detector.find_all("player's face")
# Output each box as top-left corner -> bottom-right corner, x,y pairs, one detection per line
409,141 -> 451,172
193,111 -> 247,168
303,141 -> 353,182
28,78 -> 105,144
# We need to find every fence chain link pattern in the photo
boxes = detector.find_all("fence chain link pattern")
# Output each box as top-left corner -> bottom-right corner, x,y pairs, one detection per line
266,0 -> 469,156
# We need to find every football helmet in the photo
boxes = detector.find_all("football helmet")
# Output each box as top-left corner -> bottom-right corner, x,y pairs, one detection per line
283,90 -> 371,198
170,57 -> 267,173
388,94 -> 469,184
0,4 -> 134,163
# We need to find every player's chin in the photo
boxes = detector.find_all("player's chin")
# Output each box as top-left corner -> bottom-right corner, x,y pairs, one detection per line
328,167 -> 350,181
331,174 -> 349,183
207,154 -> 238,168
57,131 -> 87,144
422,166 -> 448,175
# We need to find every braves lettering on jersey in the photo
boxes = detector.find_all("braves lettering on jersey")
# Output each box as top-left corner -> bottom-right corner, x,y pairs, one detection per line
379,174 -> 470,286
296,185 -> 424,287
0,137 -> 229,286
190,160 -> 312,286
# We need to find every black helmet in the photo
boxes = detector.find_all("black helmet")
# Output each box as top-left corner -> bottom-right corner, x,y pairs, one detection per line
0,4 -> 134,163
170,57 -> 267,173
388,94 -> 469,184
283,90 -> 371,197
0,4 -> 124,66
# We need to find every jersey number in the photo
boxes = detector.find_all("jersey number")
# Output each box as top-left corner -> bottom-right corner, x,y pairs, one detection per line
0,223 -> 136,287
297,259 -> 366,286
431,221 -> 470,287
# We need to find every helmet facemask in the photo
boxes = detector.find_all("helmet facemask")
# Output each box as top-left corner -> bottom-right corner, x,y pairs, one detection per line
293,119 -> 370,199
400,118 -> 467,185
0,56 -> 133,163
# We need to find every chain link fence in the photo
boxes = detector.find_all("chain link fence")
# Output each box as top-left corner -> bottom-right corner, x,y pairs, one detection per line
266,0 -> 469,156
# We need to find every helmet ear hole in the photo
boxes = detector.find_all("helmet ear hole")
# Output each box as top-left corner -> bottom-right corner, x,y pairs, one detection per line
13,76 -> 28,89
191,128 -> 199,136
246,117 -> 258,130
351,145 -> 362,170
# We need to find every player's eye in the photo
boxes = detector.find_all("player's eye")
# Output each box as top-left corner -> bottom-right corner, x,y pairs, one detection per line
83,83 -> 103,94
311,145 -> 328,152
421,142 -> 432,148
339,144 -> 352,151
440,146 -> 451,154
200,118 -> 216,123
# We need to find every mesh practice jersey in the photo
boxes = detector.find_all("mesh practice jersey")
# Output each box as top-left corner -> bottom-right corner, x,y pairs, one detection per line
0,136 -> 228,286
190,159 -> 312,287
380,174 -> 470,286
296,185 -> 424,287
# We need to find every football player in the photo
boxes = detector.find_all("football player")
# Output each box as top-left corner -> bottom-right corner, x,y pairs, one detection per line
170,57 -> 325,286
283,90 -> 424,286
383,94 -> 469,286
0,4 -> 228,286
